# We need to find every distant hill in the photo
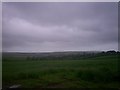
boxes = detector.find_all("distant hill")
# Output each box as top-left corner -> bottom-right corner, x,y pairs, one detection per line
2,51 -> 119,61
2,51 -> 101,57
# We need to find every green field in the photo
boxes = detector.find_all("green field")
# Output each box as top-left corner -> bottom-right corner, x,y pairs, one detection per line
2,54 -> 119,88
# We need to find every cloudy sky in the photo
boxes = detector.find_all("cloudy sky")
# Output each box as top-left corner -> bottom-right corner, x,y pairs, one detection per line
2,2 -> 118,52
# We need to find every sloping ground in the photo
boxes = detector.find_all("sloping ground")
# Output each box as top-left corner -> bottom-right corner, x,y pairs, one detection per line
2,54 -> 119,88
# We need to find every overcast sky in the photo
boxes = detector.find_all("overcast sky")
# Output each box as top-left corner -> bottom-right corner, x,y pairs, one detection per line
2,2 -> 118,52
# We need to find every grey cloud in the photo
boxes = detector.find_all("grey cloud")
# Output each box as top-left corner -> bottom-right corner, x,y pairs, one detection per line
2,2 -> 118,52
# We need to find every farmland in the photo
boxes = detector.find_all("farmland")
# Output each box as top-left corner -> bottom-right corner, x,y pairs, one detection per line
2,51 -> 120,88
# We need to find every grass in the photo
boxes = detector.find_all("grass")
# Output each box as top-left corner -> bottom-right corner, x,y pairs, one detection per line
2,54 -> 119,88
0,57 -> 2,89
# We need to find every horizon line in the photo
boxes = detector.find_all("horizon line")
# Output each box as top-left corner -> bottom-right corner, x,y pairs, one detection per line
2,50 -> 118,53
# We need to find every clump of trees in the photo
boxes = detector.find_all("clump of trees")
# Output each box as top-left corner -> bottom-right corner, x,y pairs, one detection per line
106,50 -> 118,54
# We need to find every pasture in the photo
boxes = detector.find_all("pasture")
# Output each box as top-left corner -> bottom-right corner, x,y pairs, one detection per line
2,53 -> 119,88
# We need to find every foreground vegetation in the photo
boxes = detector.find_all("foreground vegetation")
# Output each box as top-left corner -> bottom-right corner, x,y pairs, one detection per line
2,52 -> 119,88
